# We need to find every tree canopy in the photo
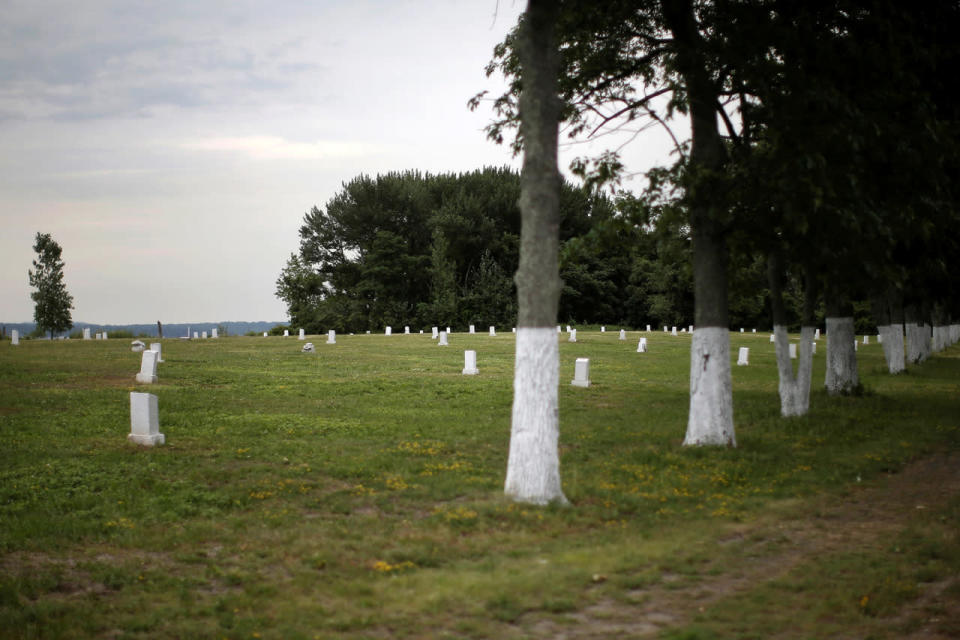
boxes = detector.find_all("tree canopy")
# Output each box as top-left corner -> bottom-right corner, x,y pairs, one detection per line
28,232 -> 74,339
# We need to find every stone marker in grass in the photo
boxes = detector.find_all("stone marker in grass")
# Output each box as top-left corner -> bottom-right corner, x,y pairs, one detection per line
131,340 -> 145,353
385,326 -> 392,336
489,326 -> 496,336
470,325 -> 475,334
83,328 -> 90,340
135,349 -> 158,384
432,327 -> 439,339
737,347 -> 749,366
571,358 -> 590,387
302,342 -> 314,353
438,331 -> 448,346
202,331 -> 207,339
405,326 -> 410,334
863,335 -> 869,345
671,326 -> 678,336
637,338 -> 647,353
462,350 -> 478,375
569,328 -> 577,342
150,343 -> 163,362
212,328 -> 218,339
789,343 -> 797,359
299,328 -> 305,340
327,330 -> 336,344
11,330 -> 19,345
129,392 -> 164,446
619,329 -> 626,341
283,330 -> 289,337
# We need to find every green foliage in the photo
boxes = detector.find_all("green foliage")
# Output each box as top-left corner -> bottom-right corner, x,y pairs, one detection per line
28,232 -> 74,339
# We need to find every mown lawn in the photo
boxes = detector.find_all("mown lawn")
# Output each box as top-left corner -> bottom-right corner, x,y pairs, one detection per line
1,330 -> 958,638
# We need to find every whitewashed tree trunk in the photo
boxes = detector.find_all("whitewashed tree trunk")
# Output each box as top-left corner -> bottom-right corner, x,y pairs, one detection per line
878,324 -> 905,374
905,322 -> 927,364
684,328 -> 735,446
503,0 -> 567,505
505,328 -> 565,504
774,325 -> 814,416
825,316 -> 859,394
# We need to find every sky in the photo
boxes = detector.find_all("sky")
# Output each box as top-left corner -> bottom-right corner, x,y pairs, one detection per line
0,0 -> 677,325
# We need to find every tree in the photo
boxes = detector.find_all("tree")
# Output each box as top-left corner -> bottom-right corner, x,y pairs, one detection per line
28,232 -> 74,340
503,0 -> 568,505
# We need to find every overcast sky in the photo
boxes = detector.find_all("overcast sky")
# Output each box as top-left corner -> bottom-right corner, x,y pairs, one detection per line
0,1 -> 677,325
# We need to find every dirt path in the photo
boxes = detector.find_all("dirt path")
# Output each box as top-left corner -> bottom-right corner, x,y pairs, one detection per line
520,451 -> 960,639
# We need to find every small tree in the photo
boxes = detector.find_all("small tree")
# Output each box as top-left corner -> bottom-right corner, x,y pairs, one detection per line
28,232 -> 74,339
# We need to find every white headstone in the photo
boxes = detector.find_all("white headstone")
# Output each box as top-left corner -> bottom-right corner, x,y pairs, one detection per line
83,328 -> 91,340
863,335 -> 869,345
96,333 -> 102,340
854,339 -> 858,351
770,334 -> 775,342
569,328 -> 577,342
752,328 -> 757,333
737,347 -> 749,366
789,343 -> 797,359
619,329 -> 626,341
11,330 -> 19,345
135,350 -> 158,384
212,328 -> 218,339
129,392 -> 164,446
571,358 -> 590,387
601,326 -> 605,332
681,328 -> 686,333
671,326 -> 678,336
557,326 -> 562,333
150,343 -> 163,362
814,328 -> 820,340
327,330 -> 336,344
566,325 -> 571,333
283,329 -> 289,337
462,350 -> 478,375
663,326 -> 668,332
646,324 -> 651,332
263,332 -> 268,337
469,325 -> 475,334
432,327 -> 439,339
637,337 -> 647,353
688,325 -> 693,333
489,326 -> 496,336
420,330 -> 423,334
438,331 -> 448,346
131,340 -> 146,353
299,328 -> 305,340
103,331 -> 109,339
404,326 -> 410,334
877,333 -> 883,344
446,327 -> 451,335
193,332 -> 199,339
811,341 -> 816,354
301,342 -> 314,353
740,328 -> 744,333
201,331 -> 207,339
385,326 -> 392,336
512,327 -> 516,333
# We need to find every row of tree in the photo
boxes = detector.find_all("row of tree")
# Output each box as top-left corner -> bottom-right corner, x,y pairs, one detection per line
481,0 -> 959,503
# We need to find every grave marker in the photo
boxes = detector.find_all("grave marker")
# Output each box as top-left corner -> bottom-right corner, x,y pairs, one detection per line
646,324 -> 652,332
385,326 -> 392,336
863,335 -> 869,345
103,331 -> 109,339
601,326 -> 605,333
327,330 -> 336,344
770,334 -> 775,342
637,338 -> 647,353
737,347 -> 749,366
462,350 -> 478,375
571,358 -> 591,387
619,329 -> 626,341
193,332 -> 199,339
301,342 -> 314,353
569,329 -> 577,342
283,330 -> 289,337
432,327 -> 439,339
405,326 -> 410,334
83,328 -> 91,340
671,326 -> 678,336
469,325 -> 475,334
131,340 -> 145,352
489,326 -> 496,337
299,328 -> 305,340
150,343 -> 163,362
789,343 -> 797,359
438,331 -> 449,346
135,350 -> 158,384
11,330 -> 19,345
201,331 -> 207,339
212,328 -> 218,339
129,392 -> 164,446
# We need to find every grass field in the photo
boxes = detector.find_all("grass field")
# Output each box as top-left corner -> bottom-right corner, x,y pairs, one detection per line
1,330 -> 958,639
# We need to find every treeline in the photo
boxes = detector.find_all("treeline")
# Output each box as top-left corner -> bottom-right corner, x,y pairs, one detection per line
275,167 -> 858,334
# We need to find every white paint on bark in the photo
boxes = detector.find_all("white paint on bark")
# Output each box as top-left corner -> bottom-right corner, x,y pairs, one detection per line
774,325 -> 814,416
877,324 -> 905,374
825,317 -> 859,394
683,327 -> 735,446
505,327 -> 567,505
905,322 -> 928,364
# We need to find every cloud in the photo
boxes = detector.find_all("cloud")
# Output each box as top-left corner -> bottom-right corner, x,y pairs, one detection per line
180,136 -> 386,161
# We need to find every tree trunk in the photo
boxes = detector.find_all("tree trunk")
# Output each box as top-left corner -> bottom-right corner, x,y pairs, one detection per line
663,0 -> 735,447
824,290 -> 859,394
873,288 -> 905,374
768,253 -> 815,416
504,0 -> 567,505
904,304 -> 929,364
